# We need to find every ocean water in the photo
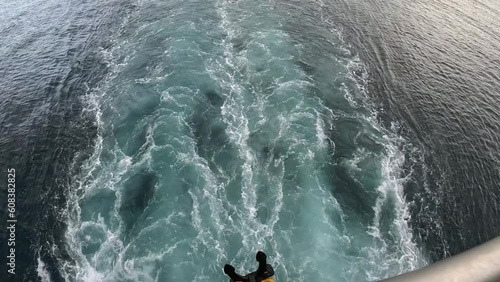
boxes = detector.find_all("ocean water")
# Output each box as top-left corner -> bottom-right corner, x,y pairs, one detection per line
0,0 -> 499,281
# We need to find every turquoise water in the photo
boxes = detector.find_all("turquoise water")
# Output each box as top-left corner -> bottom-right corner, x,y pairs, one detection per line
58,0 -> 427,281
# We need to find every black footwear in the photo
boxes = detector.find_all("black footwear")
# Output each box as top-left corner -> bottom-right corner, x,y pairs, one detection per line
224,264 -> 236,275
256,251 -> 267,262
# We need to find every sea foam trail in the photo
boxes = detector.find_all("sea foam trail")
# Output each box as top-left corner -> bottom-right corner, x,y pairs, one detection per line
59,0 -> 426,280
37,256 -> 53,282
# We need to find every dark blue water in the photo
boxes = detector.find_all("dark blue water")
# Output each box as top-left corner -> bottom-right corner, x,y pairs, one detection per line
1,0 -> 499,281
325,0 -> 500,260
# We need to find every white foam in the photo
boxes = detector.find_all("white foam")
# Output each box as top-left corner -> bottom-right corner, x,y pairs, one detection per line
315,112 -> 328,149
60,4 -> 148,279
209,0 -> 267,252
178,135 -> 228,260
58,0 -> 428,281
37,256 -> 52,282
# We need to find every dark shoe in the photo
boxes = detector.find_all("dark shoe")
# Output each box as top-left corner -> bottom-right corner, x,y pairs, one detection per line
256,251 -> 267,262
224,264 -> 235,275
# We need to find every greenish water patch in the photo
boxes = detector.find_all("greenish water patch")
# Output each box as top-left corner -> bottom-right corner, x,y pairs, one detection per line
60,0 -> 427,281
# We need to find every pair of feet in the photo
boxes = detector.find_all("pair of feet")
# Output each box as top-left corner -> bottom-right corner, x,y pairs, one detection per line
224,251 -> 267,276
